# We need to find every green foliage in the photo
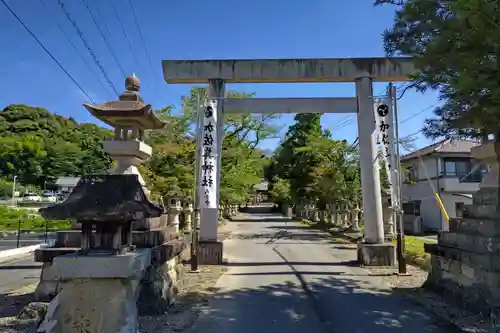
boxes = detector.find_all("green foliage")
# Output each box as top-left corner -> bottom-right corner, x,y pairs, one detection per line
0,88 -> 277,207
0,104 -> 112,187
142,88 -> 278,204
376,0 -> 500,138
0,206 -> 71,231
267,114 -> 361,208
0,179 -> 25,199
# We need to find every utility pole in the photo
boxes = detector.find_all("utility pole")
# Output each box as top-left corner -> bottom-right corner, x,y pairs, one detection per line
389,83 -> 408,275
191,89 -> 201,272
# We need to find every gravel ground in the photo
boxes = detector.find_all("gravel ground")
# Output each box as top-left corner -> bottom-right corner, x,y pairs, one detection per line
0,284 -> 39,333
367,261 -> 495,332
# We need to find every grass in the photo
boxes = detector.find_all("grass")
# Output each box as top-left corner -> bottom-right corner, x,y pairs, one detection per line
299,217 -> 432,271
0,205 -> 71,232
392,236 -> 432,271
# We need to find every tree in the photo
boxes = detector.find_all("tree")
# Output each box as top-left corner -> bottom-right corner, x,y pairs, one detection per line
376,0 -> 500,139
0,104 -> 112,188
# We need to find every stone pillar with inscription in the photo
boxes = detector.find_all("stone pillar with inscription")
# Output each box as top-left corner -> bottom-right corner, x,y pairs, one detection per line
196,79 -> 224,264
356,79 -> 395,266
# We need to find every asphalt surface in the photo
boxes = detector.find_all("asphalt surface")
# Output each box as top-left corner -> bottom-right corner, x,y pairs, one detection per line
0,233 -> 55,251
0,255 -> 41,294
189,212 -> 459,333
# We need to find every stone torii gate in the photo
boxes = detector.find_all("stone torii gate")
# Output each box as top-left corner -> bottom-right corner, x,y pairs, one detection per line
162,57 -> 415,265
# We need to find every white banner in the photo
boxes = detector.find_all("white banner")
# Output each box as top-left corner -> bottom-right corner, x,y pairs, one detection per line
374,98 -> 399,208
199,100 -> 218,209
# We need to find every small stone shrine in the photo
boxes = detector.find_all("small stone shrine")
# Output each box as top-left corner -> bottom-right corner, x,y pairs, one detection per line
34,75 -> 190,333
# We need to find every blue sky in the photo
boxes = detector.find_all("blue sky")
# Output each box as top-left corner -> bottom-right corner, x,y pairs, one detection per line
0,0 -> 440,152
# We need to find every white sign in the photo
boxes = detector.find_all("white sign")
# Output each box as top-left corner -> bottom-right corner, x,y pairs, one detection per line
199,100 -> 218,209
374,98 -> 399,208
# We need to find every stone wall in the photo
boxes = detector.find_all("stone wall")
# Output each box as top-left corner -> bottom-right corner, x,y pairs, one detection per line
425,189 -> 500,315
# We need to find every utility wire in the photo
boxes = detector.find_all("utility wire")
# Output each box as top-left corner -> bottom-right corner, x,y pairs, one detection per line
81,0 -> 126,77
111,0 -> 140,71
127,0 -> 158,88
0,0 -> 95,103
56,0 -> 119,96
37,0 -> 111,98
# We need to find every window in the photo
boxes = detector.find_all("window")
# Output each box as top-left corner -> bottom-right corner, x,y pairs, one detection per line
405,165 -> 418,183
455,202 -> 465,218
443,158 -> 469,177
442,158 -> 484,182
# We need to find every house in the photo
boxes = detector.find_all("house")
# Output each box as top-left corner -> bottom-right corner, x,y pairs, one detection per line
401,138 -> 485,231
55,177 -> 80,194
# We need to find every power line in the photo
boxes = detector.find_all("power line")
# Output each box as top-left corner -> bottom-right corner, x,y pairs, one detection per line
81,0 -> 126,77
400,103 -> 438,124
0,0 -> 95,103
127,0 -> 158,88
111,0 -> 140,71
37,0 -> 112,98
56,0 -> 119,96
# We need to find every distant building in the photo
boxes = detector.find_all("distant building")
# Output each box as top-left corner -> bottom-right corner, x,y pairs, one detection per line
401,138 -> 485,231
55,177 -> 80,194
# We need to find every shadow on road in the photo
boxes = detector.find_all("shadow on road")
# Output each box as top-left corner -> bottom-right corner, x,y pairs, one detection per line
179,275 -> 458,333
0,265 -> 41,270
224,260 -> 359,267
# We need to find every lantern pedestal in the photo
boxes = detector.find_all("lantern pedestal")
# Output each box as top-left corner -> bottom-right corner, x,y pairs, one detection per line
103,139 -> 152,192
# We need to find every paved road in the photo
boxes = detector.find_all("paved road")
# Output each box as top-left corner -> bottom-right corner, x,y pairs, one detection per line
0,233 -> 55,251
0,254 -> 41,294
189,213 -> 458,333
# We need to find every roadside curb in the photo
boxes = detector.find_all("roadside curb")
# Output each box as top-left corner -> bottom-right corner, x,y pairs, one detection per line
0,239 -> 55,263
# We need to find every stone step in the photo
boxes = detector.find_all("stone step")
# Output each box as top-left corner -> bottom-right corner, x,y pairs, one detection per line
34,247 -> 79,262
425,243 -> 500,273
426,255 -> 500,313
438,231 -> 500,254
463,203 -> 500,219
449,217 -> 500,237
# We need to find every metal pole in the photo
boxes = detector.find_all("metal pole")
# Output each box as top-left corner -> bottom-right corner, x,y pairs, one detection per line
391,84 -> 408,275
16,220 -> 21,248
11,176 -> 16,207
191,89 -> 202,272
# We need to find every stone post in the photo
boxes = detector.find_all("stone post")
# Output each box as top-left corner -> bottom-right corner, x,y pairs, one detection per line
326,204 -> 334,224
168,197 -> 182,232
355,77 -> 384,243
312,208 -> 320,223
183,201 -> 193,232
381,189 -> 395,240
355,77 -> 395,266
198,79 -> 224,242
350,204 -> 361,232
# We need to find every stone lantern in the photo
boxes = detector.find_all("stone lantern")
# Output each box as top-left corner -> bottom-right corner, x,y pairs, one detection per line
83,74 -> 165,196
182,199 -> 194,232
381,188 -> 395,240
166,196 -> 183,232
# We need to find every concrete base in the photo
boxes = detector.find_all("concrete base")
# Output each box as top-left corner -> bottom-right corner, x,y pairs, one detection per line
197,241 -> 223,265
357,242 -> 396,267
37,250 -> 151,333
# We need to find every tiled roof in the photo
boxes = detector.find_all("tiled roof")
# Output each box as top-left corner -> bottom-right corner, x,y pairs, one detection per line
401,139 -> 480,161
55,177 -> 81,187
